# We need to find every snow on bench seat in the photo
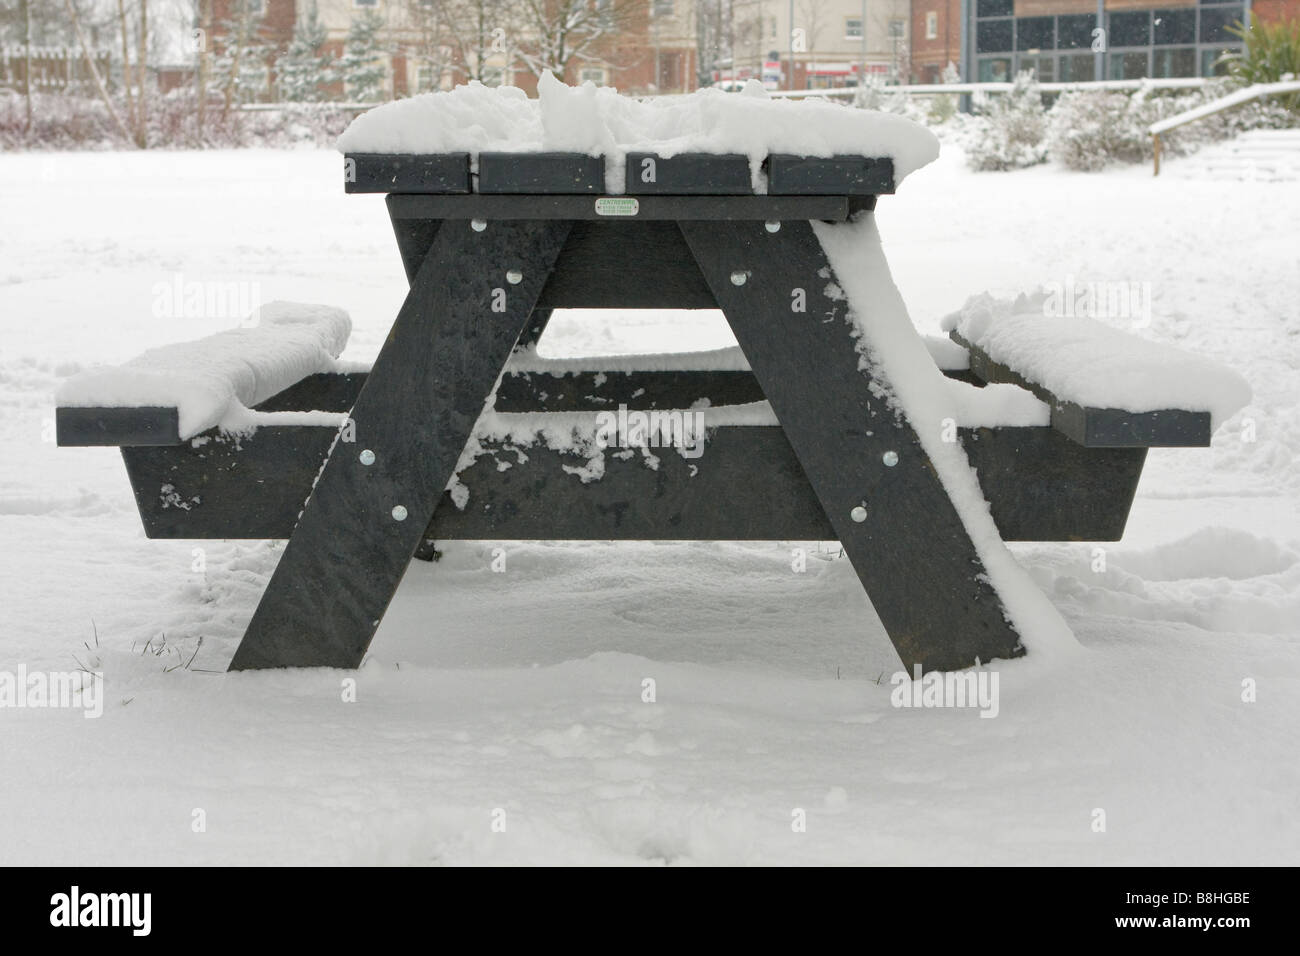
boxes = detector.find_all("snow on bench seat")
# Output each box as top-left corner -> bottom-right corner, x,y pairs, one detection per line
337,72 -> 938,195
56,302 -> 351,444
942,292 -> 1252,448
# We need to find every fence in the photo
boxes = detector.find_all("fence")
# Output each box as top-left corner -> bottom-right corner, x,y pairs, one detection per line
0,46 -> 113,94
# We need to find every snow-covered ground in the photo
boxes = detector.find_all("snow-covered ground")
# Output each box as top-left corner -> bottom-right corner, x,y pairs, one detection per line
1,145 -> 1296,865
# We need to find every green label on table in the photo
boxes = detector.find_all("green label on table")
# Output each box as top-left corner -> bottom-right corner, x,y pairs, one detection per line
595,197 -> 639,217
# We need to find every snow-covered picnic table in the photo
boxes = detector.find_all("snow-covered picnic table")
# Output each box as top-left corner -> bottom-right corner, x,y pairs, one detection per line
57,77 -> 1249,675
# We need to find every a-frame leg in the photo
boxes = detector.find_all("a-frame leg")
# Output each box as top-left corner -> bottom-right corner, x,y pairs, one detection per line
680,219 -> 1024,673
229,219 -> 573,669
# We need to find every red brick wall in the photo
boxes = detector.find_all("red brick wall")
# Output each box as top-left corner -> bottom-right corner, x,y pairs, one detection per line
910,0 -> 961,83
1253,0 -> 1300,23
210,0 -> 296,49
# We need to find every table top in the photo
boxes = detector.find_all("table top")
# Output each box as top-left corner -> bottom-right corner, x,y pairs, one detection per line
343,150 -> 896,198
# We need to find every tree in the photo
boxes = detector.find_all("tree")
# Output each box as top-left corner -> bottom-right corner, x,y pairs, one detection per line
135,0 -> 148,144
514,0 -> 640,80
694,0 -> 732,88
339,9 -> 387,102
418,0 -> 516,85
276,1 -> 334,101
214,0 -> 272,114
62,0 -> 135,143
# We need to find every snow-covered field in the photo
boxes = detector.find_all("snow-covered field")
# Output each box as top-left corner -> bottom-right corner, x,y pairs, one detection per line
1,145 -> 1297,865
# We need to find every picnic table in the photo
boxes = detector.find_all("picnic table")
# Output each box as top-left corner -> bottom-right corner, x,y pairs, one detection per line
55,84 -> 1250,674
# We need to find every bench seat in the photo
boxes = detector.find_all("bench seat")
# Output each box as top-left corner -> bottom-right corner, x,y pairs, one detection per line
944,292 -> 1251,448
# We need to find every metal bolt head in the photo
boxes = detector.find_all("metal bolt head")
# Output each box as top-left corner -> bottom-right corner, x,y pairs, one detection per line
850,505 -> 867,523
506,269 -> 523,285
470,219 -> 487,232
764,220 -> 781,233
359,449 -> 375,466
730,271 -> 748,286
391,505 -> 408,521
882,450 -> 899,467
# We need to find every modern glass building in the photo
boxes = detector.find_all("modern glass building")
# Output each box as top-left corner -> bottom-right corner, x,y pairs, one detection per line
973,0 -> 1249,82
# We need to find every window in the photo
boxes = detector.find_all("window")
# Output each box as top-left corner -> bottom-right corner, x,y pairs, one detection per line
845,17 -> 863,39
977,20 -> 1013,54
1108,50 -> 1148,79
1017,54 -> 1055,81
247,0 -> 265,13
1152,10 -> 1195,46
1200,7 -> 1244,43
926,12 -> 937,40
977,0 -> 1013,18
889,19 -> 905,40
416,66 -> 444,92
1109,12 -> 1150,48
1152,47 -> 1196,77
580,67 -> 607,85
652,0 -> 673,16
481,66 -> 505,86
977,57 -> 1011,82
1057,15 -> 1095,51
1058,52 -> 1094,82
1201,47 -> 1239,75
353,0 -> 378,7
1016,17 -> 1054,52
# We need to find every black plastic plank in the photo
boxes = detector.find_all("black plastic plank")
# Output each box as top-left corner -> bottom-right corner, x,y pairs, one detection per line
477,152 -> 604,194
953,331 -> 1213,448
625,152 -> 752,195
494,369 -> 765,412
537,220 -> 718,308
680,218 -> 1023,673
120,421 -> 1144,543
227,219 -> 572,670
963,427 -> 1145,541
344,153 -> 472,194
56,405 -> 180,447
386,193 -> 849,222
766,154 -> 895,195
386,212 -> 721,310
57,372 -> 366,448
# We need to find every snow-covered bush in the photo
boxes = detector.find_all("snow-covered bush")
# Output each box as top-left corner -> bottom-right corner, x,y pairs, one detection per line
1046,79 -> 1298,171
1046,90 -> 1152,171
926,62 -> 962,125
854,75 -> 928,125
0,90 -> 353,151
964,71 -> 1048,171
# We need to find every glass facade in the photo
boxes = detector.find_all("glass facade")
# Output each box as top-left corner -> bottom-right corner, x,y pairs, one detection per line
974,1 -> 1245,81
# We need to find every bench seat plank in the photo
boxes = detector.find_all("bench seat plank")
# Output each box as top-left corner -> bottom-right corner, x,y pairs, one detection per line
118,420 -> 1145,543
952,330 -> 1212,448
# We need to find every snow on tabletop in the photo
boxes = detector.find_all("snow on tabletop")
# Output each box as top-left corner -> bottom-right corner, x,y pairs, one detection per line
56,302 -> 351,440
336,72 -> 940,193
812,214 -> 1078,663
942,292 -> 1252,428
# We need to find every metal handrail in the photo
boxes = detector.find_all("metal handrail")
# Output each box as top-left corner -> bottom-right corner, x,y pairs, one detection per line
1149,78 -> 1300,175
766,77 -> 1209,98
